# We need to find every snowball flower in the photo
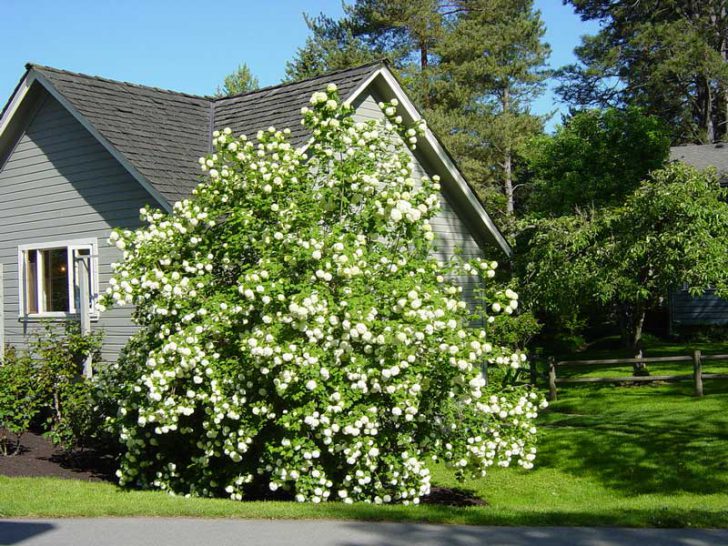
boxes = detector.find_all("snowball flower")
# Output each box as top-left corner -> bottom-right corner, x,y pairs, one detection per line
100,85 -> 542,507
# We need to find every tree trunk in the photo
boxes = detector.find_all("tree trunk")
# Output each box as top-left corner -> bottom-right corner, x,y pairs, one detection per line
631,307 -> 645,350
631,305 -> 648,376
503,86 -> 514,215
701,73 -> 716,143
420,40 -> 430,109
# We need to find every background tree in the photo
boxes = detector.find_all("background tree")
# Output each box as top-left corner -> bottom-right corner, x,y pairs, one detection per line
284,13 -> 380,81
517,163 -> 728,351
526,108 -> 671,216
558,0 -> 728,144
286,0 -> 550,220
215,63 -> 260,97
434,0 -> 550,217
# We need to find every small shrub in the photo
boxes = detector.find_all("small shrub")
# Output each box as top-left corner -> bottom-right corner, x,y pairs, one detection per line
28,322 -> 103,450
0,348 -> 42,455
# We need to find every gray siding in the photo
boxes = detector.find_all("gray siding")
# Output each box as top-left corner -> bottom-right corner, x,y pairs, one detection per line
0,92 -> 158,361
352,92 -> 486,306
671,288 -> 728,326
0,87 -> 493,364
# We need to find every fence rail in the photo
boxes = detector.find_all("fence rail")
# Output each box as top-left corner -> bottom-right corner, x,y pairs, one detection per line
545,350 -> 728,400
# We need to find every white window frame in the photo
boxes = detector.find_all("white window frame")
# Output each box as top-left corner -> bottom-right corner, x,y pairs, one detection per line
17,238 -> 99,319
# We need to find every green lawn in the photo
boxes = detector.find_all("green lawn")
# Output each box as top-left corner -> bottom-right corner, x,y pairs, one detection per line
2,355 -> 727,527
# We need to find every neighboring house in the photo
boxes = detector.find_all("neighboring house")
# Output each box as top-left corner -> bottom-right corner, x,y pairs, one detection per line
0,61 -> 511,362
669,143 -> 728,326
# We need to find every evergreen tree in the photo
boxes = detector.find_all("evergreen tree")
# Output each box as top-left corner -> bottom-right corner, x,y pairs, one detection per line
284,14 -> 380,81
285,1 -> 550,220
215,63 -> 260,98
435,0 -> 550,217
558,0 -> 728,144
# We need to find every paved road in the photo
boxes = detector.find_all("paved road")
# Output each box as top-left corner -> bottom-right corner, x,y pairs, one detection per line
1,519 -> 727,546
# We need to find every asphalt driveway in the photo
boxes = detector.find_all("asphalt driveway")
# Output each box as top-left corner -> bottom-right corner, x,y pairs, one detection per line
1,519 -> 728,546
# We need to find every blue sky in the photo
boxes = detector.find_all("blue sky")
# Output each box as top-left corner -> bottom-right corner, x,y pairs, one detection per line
1,0 -> 598,130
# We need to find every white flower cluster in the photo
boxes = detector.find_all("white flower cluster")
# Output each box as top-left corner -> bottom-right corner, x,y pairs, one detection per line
101,85 -> 544,505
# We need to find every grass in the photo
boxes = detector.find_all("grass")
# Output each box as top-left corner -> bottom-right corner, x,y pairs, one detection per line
2,340 -> 727,527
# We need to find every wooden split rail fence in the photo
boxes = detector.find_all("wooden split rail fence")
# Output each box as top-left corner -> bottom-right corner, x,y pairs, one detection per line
542,350 -> 728,401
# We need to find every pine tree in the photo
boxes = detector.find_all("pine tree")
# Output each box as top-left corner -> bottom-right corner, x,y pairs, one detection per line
284,14 -> 380,81
215,63 -> 260,97
285,0 -> 550,219
434,0 -> 550,217
559,0 -> 728,144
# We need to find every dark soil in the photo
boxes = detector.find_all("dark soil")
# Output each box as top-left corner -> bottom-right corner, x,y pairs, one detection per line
0,431 -> 115,482
421,485 -> 486,507
0,432 -> 485,507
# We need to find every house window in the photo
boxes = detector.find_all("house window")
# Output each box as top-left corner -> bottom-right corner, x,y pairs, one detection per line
19,240 -> 98,317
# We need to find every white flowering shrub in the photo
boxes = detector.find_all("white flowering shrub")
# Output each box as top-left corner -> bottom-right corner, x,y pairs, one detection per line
100,85 -> 546,504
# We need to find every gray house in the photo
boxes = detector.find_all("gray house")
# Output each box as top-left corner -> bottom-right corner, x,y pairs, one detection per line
0,62 -> 510,362
669,143 -> 728,326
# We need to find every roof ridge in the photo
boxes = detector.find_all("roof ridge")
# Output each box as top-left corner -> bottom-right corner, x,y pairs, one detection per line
212,59 -> 387,103
26,63 -> 214,101
26,60 -> 388,105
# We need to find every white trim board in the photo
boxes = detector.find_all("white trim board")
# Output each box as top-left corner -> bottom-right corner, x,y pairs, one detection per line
378,69 -> 511,256
0,72 -> 36,138
17,237 -> 100,320
343,67 -> 512,257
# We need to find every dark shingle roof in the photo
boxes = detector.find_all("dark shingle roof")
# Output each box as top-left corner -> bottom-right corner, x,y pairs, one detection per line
27,62 -> 384,204
214,63 -> 379,147
670,143 -> 728,174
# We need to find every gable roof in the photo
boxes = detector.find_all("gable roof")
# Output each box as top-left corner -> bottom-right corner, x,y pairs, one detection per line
0,62 -> 511,255
22,62 -> 381,204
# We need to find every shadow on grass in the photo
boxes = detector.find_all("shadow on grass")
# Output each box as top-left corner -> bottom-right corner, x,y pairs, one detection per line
537,382 -> 728,496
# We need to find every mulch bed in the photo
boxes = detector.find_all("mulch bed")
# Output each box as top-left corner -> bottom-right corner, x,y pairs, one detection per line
0,431 -> 115,482
0,432 -> 485,506
421,486 -> 486,507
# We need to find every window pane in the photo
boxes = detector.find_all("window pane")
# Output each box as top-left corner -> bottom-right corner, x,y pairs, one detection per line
26,250 -> 38,314
42,248 -> 69,312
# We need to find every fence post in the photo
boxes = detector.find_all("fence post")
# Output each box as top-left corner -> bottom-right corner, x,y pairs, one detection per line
548,356 -> 557,401
693,349 -> 703,397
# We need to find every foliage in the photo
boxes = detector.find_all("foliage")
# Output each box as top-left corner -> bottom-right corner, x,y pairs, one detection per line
434,0 -> 550,217
29,322 -> 104,450
99,86 -> 545,504
284,13 -> 384,82
558,0 -> 728,143
676,325 -> 728,344
0,348 -> 42,456
215,63 -> 259,98
517,162 -> 728,349
0,323 -> 103,455
526,108 -> 671,216
285,0 -> 550,219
